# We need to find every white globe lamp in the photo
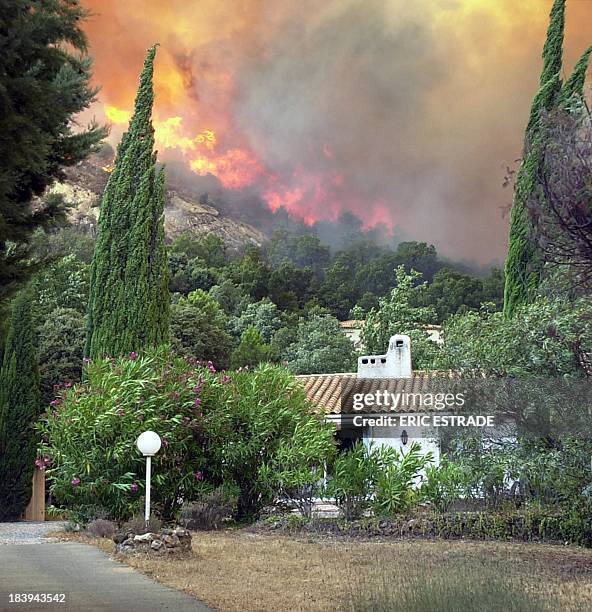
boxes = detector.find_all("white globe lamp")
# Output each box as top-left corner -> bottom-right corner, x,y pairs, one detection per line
136,431 -> 162,524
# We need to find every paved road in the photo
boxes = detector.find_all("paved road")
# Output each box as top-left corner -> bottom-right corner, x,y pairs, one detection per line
0,524 -> 210,612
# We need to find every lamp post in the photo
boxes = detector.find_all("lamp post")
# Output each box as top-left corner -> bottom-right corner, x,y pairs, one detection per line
136,431 -> 161,525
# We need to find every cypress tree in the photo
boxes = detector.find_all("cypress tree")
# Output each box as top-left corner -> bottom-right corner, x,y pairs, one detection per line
0,290 -> 40,520
503,1 -> 591,317
503,0 -> 565,317
85,46 -> 170,358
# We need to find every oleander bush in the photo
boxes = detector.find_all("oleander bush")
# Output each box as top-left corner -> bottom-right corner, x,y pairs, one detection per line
38,347 -> 335,524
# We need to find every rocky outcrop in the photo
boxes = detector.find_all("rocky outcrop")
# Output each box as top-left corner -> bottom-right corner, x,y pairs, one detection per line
49,155 -> 267,250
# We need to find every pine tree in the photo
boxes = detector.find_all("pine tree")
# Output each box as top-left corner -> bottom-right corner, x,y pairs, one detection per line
85,46 -> 170,358
0,290 -> 40,520
503,0 -> 590,316
0,1 -> 106,306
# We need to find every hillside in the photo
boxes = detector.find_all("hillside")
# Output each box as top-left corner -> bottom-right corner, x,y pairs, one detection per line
49,154 -> 267,250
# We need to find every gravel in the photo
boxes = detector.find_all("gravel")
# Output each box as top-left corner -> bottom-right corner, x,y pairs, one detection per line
0,521 -> 67,545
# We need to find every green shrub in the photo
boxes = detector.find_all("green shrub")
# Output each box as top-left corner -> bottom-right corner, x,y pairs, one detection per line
421,456 -> 469,512
38,348 -> 213,522
372,443 -> 433,517
327,442 -> 378,520
39,348 -> 335,524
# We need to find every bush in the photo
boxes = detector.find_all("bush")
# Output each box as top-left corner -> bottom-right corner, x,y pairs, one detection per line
179,486 -> 237,530
38,348 -> 213,522
327,442 -> 378,520
39,348 -> 335,524
122,514 -> 162,535
421,456 -> 469,512
372,443 -> 433,517
202,363 -> 336,520
86,519 -> 116,539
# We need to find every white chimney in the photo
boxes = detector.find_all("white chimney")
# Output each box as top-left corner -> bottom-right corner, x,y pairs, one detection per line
357,334 -> 412,379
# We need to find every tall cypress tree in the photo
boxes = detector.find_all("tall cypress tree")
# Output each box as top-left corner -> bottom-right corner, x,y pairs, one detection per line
0,290 -> 40,520
503,0 -> 565,317
503,0 -> 590,316
85,46 -> 169,358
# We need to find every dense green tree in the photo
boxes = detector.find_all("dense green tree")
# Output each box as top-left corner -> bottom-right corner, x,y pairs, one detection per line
0,0 -> 106,305
230,326 -> 275,369
504,0 -> 590,315
226,245 -> 271,300
318,261 -> 360,320
355,266 -> 440,369
34,254 -> 89,317
393,241 -> 442,283
417,268 -> 484,322
280,310 -> 357,374
208,279 -> 251,315
438,297 -> 592,378
268,262 -> 314,311
38,307 -> 85,407
229,298 -> 284,343
170,233 -> 227,268
170,290 -> 232,369
85,46 -> 169,358
0,290 -> 40,520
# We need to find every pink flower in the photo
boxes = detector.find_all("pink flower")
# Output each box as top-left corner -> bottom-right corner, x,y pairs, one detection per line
49,399 -> 61,407
129,351 -> 139,361
194,471 -> 204,481
116,408 -> 125,416
83,357 -> 92,365
71,477 -> 80,487
130,483 -> 139,493
194,398 -> 202,407
221,375 -> 231,384
35,458 -> 46,470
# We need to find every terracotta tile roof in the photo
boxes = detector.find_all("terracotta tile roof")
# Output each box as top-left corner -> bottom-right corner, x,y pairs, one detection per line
338,320 -> 365,329
297,371 -> 456,414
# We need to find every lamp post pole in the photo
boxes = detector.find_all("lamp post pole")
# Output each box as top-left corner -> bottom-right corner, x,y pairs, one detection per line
136,431 -> 162,527
145,455 -> 152,523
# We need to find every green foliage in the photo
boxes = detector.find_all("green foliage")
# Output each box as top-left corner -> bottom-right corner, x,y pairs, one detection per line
0,290 -> 40,520
230,326 -> 275,369
357,266 -> 440,368
85,46 -> 169,359
200,363 -> 336,520
0,0 -> 106,303
421,457 -> 471,512
438,296 -> 592,377
38,308 -> 85,408
38,349 -> 210,522
41,351 -> 335,523
268,418 -> 337,518
280,310 -> 357,374
503,0 -> 590,316
34,255 -> 89,316
327,442 -> 378,520
229,298 -> 284,343
372,443 -> 433,516
170,290 -> 233,369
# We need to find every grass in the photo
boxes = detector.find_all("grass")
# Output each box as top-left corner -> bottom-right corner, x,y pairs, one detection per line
52,529 -> 592,611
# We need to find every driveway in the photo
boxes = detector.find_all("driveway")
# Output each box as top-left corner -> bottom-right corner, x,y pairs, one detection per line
0,523 -> 210,612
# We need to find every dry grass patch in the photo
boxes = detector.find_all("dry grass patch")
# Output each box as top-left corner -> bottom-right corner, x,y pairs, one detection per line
52,530 -> 592,611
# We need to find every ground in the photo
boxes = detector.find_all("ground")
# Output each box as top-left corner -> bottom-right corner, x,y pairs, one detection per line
52,529 -> 592,611
0,522 -> 209,612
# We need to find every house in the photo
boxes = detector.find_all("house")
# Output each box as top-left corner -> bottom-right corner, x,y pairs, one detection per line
298,334 -> 464,465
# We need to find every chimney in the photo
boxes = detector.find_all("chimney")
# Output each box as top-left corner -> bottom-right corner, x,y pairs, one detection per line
357,334 -> 412,379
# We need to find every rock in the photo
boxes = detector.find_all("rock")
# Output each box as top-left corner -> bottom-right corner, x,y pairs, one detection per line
162,534 -> 180,548
150,540 -> 164,551
134,533 -> 155,543
113,531 -> 127,544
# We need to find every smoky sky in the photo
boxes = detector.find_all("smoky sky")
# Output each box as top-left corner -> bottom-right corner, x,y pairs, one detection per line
81,0 -> 592,265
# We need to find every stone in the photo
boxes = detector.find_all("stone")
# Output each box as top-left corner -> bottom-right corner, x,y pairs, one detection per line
162,534 -> 180,547
150,540 -> 164,551
134,533 -> 155,543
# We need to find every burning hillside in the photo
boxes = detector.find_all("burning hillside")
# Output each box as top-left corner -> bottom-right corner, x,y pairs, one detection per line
79,0 -> 592,263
